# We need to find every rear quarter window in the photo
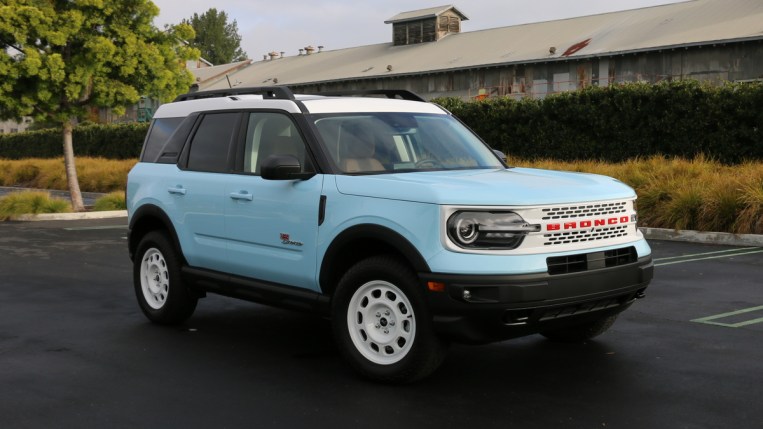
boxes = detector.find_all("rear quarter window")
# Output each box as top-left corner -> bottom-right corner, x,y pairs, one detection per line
140,117 -> 185,163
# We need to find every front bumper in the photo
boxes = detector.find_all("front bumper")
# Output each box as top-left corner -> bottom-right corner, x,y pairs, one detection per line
419,255 -> 653,344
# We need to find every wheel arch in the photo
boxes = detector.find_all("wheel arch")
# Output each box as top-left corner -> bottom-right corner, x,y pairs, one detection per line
319,224 -> 431,297
128,204 -> 183,263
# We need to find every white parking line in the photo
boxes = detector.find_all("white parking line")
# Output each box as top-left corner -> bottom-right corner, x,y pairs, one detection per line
654,248 -> 763,266
655,247 -> 758,261
64,226 -> 128,231
692,305 -> 763,328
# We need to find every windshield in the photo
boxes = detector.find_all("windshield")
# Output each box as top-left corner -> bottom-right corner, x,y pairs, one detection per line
311,113 -> 504,174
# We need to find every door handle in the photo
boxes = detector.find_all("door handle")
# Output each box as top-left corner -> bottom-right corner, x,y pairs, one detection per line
167,186 -> 186,195
229,191 -> 253,201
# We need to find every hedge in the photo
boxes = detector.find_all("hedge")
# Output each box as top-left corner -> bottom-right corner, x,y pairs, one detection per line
434,80 -> 763,164
0,122 -> 149,159
3,81 -> 762,163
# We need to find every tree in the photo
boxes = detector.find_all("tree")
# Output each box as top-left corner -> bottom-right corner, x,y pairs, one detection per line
184,8 -> 247,65
0,0 -> 198,211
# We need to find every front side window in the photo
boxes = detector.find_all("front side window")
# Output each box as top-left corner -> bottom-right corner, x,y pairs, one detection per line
312,113 -> 503,174
242,112 -> 312,175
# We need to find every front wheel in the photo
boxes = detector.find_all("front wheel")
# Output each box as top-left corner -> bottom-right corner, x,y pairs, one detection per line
540,314 -> 619,343
332,256 -> 447,383
133,231 -> 197,325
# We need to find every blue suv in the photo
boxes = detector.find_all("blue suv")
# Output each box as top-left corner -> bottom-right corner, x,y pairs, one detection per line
127,87 -> 653,383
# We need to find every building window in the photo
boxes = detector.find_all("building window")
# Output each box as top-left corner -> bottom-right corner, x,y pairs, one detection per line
448,16 -> 460,33
408,21 -> 423,44
439,16 -> 449,31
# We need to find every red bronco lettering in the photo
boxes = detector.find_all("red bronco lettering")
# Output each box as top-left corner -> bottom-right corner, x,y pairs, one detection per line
546,216 -> 630,231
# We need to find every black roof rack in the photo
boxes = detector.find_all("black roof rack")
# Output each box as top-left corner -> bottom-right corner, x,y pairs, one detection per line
173,86 -> 295,102
314,89 -> 425,102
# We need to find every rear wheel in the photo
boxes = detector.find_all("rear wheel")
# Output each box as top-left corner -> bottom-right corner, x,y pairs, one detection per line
541,314 -> 619,343
332,256 -> 447,383
133,231 -> 197,324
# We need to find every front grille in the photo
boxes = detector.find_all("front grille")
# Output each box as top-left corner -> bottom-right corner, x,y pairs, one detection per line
547,246 -> 637,275
541,201 -> 627,220
544,225 -> 628,246
546,254 -> 587,275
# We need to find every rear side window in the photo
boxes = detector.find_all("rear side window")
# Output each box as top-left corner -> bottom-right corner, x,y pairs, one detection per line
140,117 -> 184,162
186,112 -> 240,173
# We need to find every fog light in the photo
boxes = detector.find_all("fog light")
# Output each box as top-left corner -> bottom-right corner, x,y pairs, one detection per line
463,289 -> 472,300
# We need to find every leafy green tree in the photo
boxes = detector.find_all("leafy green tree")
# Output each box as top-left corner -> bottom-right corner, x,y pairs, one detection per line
0,0 -> 198,211
184,8 -> 247,65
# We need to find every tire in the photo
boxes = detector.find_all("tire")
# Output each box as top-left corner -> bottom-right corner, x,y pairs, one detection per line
332,255 -> 448,383
540,314 -> 619,343
133,231 -> 197,325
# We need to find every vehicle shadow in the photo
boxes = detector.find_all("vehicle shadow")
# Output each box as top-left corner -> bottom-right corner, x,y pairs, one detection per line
116,298 -> 647,427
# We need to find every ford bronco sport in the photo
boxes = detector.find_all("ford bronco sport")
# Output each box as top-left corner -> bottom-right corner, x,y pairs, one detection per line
127,87 -> 653,383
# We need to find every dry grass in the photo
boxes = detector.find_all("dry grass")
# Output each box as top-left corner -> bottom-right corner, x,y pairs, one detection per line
513,155 -> 763,235
0,157 -> 136,192
2,156 -> 763,234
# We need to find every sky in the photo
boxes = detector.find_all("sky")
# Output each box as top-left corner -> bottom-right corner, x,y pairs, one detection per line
151,0 -> 688,64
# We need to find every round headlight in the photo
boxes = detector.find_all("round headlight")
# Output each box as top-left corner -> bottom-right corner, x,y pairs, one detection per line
455,217 -> 479,244
447,211 -> 539,249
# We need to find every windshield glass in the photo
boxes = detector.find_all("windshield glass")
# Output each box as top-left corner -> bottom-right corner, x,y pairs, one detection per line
311,113 -> 504,174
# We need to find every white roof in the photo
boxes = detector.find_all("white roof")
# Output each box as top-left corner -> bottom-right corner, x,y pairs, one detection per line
301,97 -> 446,114
197,0 -> 763,90
154,96 -> 302,118
154,95 -> 444,118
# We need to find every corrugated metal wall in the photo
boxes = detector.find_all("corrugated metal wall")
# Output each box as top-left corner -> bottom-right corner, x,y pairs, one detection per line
295,40 -> 763,100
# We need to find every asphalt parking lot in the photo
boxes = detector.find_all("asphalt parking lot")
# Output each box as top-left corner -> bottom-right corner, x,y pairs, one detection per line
1,218 -> 761,429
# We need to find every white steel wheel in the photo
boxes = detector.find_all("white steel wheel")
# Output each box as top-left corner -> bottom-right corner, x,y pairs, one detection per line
333,255 -> 447,383
133,231 -> 197,324
346,280 -> 416,365
140,248 -> 170,310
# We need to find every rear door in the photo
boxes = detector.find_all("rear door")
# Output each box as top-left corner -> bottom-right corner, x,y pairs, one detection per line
171,111 -> 241,270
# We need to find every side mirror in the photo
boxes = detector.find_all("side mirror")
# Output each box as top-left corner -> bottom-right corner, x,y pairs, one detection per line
260,155 -> 315,180
492,149 -> 506,160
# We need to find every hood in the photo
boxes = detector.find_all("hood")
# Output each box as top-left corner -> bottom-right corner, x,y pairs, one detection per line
334,168 -> 636,206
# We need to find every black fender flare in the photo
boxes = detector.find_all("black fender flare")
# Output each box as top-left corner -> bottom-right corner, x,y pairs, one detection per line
128,204 -> 183,262
319,224 -> 431,295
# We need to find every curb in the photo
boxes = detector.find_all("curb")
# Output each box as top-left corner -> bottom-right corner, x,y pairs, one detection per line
15,210 -> 128,221
640,227 -> 763,247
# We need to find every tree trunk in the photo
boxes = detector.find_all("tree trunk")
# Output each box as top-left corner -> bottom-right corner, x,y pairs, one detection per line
63,118 -> 85,212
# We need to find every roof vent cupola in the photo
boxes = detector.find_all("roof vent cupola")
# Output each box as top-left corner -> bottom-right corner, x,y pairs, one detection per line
385,5 -> 468,46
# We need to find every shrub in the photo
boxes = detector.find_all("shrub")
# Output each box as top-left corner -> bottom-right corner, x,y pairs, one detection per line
0,122 -> 149,159
93,192 -> 126,211
0,192 -> 72,220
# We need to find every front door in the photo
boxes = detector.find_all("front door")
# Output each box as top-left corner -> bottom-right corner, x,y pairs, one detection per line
223,112 -> 324,291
